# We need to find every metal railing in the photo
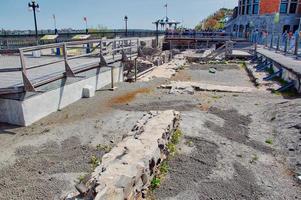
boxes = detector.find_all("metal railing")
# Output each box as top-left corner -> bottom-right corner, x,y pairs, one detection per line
0,37 -> 140,94
0,31 -> 163,51
164,31 -> 246,41
248,31 -> 301,58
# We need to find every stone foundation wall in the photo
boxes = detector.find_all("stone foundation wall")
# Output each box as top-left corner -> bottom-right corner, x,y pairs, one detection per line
67,110 -> 181,200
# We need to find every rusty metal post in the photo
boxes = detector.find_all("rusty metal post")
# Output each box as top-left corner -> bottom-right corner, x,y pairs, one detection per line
134,58 -> 137,82
111,65 -> 115,90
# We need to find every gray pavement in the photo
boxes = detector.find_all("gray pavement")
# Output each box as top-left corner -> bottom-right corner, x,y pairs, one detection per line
257,47 -> 301,76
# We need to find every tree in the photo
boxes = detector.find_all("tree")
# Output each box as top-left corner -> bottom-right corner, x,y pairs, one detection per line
195,8 -> 233,30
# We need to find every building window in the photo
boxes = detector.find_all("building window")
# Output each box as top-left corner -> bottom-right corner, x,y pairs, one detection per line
289,0 -> 298,13
252,0 -> 259,14
280,0 -> 288,13
247,0 -> 252,14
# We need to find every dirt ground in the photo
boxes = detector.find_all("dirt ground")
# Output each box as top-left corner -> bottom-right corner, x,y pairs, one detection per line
0,59 -> 300,200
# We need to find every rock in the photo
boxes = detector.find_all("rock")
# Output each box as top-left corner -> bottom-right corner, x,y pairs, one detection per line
82,85 -> 95,98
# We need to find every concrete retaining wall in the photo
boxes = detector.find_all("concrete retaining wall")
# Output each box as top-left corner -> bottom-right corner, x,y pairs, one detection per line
0,65 -> 123,126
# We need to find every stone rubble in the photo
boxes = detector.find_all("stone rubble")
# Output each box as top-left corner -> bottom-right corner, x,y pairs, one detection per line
66,110 -> 180,200
245,62 -> 281,91
161,81 -> 256,94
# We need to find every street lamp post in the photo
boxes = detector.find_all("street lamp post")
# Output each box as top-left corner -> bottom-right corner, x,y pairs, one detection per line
28,0 -> 39,43
124,15 -> 128,37
53,14 -> 58,35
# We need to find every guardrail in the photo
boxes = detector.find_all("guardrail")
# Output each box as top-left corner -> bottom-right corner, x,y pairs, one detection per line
248,32 -> 301,58
0,31 -> 163,50
0,37 -> 140,94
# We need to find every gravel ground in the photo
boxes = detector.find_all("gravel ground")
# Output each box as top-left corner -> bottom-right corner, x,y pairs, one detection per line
0,58 -> 300,200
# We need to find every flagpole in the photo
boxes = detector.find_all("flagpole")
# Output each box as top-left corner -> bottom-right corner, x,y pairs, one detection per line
53,15 -> 56,31
165,3 -> 168,19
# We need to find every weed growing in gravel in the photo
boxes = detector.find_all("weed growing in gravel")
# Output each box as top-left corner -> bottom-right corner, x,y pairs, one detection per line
212,95 -> 222,99
96,144 -> 112,153
160,161 -> 169,174
185,140 -> 194,147
90,155 -> 101,169
265,139 -> 273,145
151,177 -> 161,190
240,62 -> 247,69
167,129 -> 183,156
250,154 -> 259,164
171,129 -> 182,145
77,174 -> 89,183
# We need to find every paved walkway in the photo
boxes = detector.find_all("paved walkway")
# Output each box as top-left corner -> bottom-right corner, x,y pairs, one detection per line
256,47 -> 301,77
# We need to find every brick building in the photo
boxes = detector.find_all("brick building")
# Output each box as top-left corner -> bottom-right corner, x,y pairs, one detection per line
226,0 -> 301,35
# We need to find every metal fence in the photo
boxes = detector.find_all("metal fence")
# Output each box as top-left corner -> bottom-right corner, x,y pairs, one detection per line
0,30 -> 162,51
248,31 -> 301,58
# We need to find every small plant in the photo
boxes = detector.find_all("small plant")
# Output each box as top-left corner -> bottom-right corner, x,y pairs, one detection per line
171,129 -> 182,145
185,140 -> 194,147
232,94 -> 239,97
167,142 -> 177,156
151,177 -> 161,190
250,154 -> 259,164
96,144 -> 112,153
160,161 -> 169,174
77,174 -> 87,183
212,95 -> 222,99
90,155 -> 101,169
265,139 -> 273,145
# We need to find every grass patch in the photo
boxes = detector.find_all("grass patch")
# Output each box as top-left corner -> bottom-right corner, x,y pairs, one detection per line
250,154 -> 259,164
240,62 -> 247,69
212,95 -> 222,99
159,161 -> 169,174
185,140 -> 194,147
148,129 -> 183,195
171,129 -> 182,145
150,177 -> 161,190
96,144 -> 112,153
90,155 -> 101,170
265,139 -> 273,145
77,174 -> 89,183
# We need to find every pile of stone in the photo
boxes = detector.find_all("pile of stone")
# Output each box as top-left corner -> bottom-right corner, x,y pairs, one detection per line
161,81 -> 255,94
66,110 -> 180,200
245,62 -> 281,91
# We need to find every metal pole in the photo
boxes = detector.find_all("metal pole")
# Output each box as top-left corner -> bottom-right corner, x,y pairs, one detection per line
295,33 -> 299,58
134,58 -> 137,82
33,5 -> 38,42
156,22 -> 159,47
28,1 -> 39,44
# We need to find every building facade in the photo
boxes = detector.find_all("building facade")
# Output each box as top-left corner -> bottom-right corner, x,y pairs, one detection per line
226,0 -> 301,35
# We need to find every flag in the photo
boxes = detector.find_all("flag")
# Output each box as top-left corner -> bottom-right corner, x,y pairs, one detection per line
164,3 -> 167,8
83,17 -> 87,22
53,14 -> 56,20
274,13 -> 280,24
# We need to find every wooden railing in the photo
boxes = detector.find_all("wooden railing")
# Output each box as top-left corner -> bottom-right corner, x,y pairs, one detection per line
0,37 -> 141,94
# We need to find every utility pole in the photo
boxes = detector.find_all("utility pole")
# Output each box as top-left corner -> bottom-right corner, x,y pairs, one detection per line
28,0 -> 40,43
124,15 -> 128,37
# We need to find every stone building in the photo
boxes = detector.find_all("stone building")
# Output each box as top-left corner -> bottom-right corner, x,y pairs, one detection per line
226,0 -> 301,36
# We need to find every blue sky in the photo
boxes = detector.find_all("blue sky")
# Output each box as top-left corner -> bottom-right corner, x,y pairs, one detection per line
0,0 -> 237,30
